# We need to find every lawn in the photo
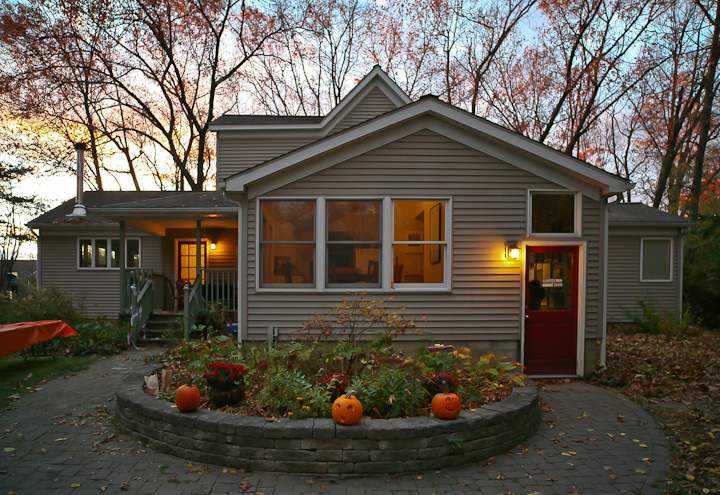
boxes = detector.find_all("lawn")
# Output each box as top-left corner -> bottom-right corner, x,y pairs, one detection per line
0,354 -> 98,410
592,326 -> 720,495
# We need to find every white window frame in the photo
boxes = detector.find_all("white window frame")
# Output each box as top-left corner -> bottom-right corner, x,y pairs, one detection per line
255,196 -> 452,292
77,238 -> 141,270
640,237 -> 673,282
527,190 -> 581,237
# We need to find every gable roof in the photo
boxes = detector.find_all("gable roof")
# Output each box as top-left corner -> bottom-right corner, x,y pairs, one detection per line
209,66 -> 411,134
222,93 -> 630,199
608,203 -> 692,227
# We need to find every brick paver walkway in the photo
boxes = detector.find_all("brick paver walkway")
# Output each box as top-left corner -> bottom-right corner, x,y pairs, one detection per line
0,349 -> 671,494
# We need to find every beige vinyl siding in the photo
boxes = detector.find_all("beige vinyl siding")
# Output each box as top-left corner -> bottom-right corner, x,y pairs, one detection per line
607,232 -> 681,322
244,129 -> 603,345
329,87 -> 398,134
38,229 -> 162,319
217,135 -> 314,179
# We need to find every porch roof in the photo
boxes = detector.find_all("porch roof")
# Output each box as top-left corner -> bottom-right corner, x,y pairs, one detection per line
28,191 -> 236,229
608,203 -> 693,228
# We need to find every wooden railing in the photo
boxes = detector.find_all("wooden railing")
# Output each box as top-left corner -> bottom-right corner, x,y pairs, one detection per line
202,269 -> 238,313
128,269 -> 153,348
183,277 -> 203,341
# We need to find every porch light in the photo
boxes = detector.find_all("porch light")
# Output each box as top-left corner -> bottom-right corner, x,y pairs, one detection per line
505,242 -> 521,260
210,242 -> 217,250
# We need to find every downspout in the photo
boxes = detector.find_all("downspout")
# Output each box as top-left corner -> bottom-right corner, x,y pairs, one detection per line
119,220 -> 126,312
222,190 -> 246,346
196,220 -> 202,282
600,198 -> 610,369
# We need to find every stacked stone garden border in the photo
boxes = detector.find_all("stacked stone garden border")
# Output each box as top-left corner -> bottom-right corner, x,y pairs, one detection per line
116,365 -> 540,475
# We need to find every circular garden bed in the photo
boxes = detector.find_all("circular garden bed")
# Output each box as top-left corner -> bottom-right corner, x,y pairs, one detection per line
116,364 -> 540,475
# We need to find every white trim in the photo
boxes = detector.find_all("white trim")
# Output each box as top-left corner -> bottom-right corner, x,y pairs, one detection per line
520,240 -> 587,377
640,237 -> 673,283
527,190 -> 582,237
224,98 -> 630,195
600,201 -> 609,368
678,235 -> 684,321
76,237 -> 141,270
255,195 -> 452,292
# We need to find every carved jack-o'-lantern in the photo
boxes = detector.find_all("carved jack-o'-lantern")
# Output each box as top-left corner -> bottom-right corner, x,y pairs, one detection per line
332,391 -> 363,425
431,381 -> 461,420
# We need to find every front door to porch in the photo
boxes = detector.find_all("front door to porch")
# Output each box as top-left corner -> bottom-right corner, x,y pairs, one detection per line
524,245 -> 579,376
177,241 -> 207,284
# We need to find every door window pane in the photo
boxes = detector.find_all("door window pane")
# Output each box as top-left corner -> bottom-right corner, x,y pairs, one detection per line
327,200 -> 381,286
642,239 -> 671,281
531,193 -> 576,234
527,251 -> 573,310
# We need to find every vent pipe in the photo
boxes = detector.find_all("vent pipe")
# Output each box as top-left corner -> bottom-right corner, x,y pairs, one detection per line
68,142 -> 87,217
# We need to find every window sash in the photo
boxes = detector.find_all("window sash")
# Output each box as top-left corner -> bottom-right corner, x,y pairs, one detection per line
641,239 -> 672,282
529,191 -> 579,236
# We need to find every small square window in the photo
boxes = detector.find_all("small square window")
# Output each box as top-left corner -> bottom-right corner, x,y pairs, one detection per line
641,239 -> 672,282
530,192 -> 577,235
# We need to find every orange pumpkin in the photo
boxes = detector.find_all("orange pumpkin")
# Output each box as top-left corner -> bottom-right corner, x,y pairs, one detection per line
431,382 -> 461,420
332,391 -> 363,425
175,384 -> 201,412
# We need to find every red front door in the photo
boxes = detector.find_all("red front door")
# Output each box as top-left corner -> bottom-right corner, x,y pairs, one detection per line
524,246 -> 579,375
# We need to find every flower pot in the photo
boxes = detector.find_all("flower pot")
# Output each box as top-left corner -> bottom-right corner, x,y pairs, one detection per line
207,382 -> 245,408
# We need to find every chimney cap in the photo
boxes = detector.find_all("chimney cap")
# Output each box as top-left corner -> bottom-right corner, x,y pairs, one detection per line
74,142 -> 87,150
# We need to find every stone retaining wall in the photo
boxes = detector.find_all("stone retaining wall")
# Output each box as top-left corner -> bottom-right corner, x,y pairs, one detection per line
116,365 -> 540,475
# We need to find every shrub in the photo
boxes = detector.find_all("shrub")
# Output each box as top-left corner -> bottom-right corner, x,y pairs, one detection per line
683,216 -> 720,329
0,284 -> 84,326
52,318 -> 128,356
421,371 -> 459,398
351,367 -> 426,418
255,368 -> 331,419
625,299 -> 693,336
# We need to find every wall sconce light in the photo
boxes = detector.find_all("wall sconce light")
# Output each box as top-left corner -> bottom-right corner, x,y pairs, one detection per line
505,242 -> 521,260
210,242 -> 217,251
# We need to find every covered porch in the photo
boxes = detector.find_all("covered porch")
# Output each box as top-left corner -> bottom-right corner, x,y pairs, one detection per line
94,192 -> 239,344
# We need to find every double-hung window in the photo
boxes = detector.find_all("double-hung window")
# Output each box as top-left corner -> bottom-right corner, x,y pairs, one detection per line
78,238 -> 140,269
258,198 -> 449,290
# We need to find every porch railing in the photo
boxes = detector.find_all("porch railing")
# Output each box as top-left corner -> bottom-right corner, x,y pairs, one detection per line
183,277 -> 203,340
203,269 -> 238,313
128,269 -> 153,348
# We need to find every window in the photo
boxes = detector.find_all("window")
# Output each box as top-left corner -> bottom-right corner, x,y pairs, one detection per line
327,200 -> 381,286
260,200 -> 315,286
641,239 -> 672,282
78,238 -> 141,269
178,241 -> 206,282
393,201 -> 446,284
530,192 -> 579,235
258,197 -> 449,290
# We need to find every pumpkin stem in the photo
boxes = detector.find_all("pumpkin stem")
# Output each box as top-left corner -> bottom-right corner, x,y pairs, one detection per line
442,380 -> 449,394
345,389 -> 356,398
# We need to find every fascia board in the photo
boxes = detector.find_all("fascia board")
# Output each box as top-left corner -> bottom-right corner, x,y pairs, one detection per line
227,98 -> 629,195
92,208 -> 236,217
427,108 -> 630,195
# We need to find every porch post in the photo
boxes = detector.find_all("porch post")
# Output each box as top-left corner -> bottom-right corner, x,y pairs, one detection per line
119,220 -> 126,311
196,220 -> 202,282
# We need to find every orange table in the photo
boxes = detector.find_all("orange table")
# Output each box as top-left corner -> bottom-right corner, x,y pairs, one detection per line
0,320 -> 77,357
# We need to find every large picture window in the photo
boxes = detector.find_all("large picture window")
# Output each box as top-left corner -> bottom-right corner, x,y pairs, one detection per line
530,192 -> 579,235
78,238 -> 140,269
258,197 -> 449,290
641,238 -> 672,282
260,200 -> 315,286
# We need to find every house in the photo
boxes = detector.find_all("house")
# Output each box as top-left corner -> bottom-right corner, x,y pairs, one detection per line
607,203 -> 692,323
28,66 -> 690,377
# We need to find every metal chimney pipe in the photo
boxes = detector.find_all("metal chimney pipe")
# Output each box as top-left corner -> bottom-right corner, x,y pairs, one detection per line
68,142 -> 87,217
